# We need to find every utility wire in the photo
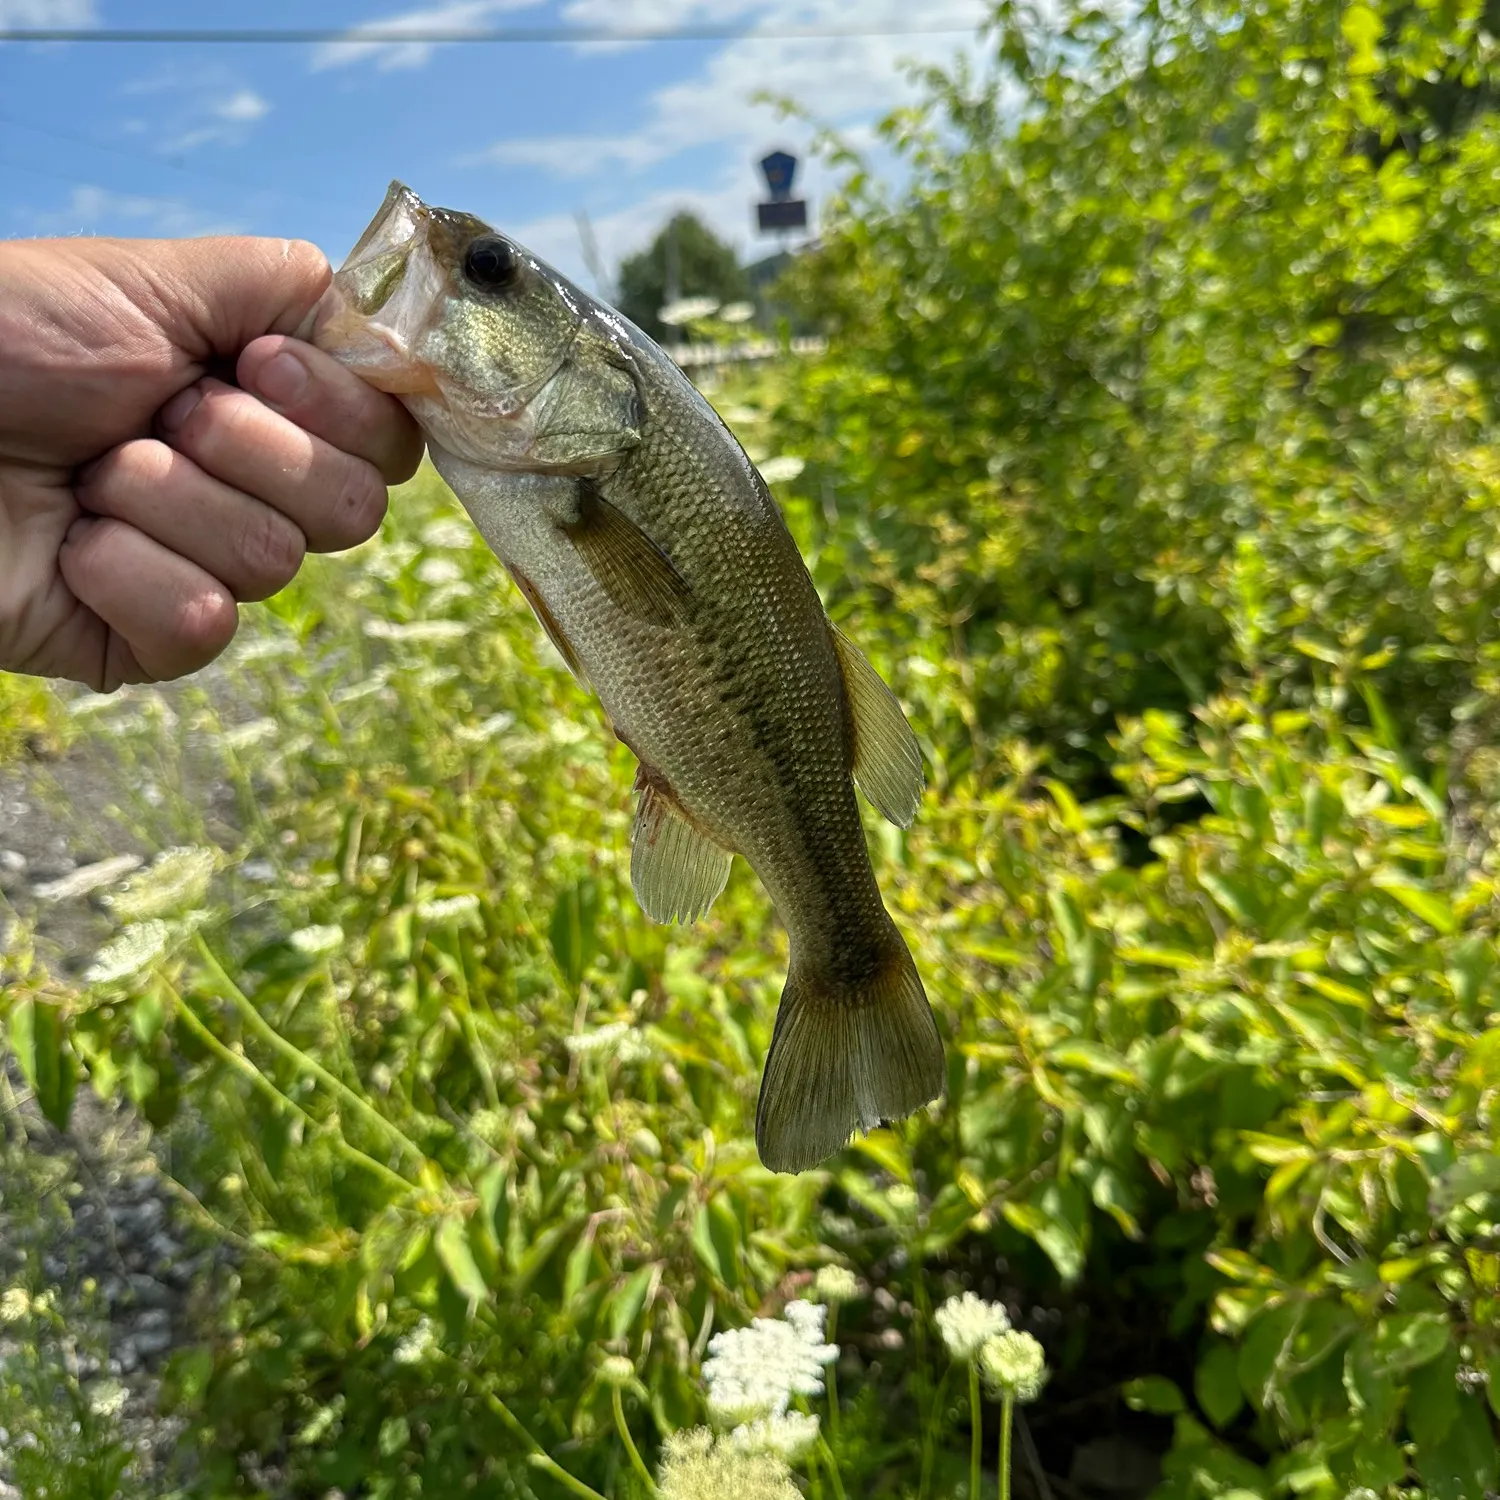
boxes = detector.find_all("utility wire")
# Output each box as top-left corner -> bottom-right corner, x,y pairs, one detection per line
0,20 -> 981,45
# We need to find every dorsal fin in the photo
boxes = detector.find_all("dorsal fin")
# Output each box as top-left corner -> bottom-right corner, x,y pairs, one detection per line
631,769 -> 732,924
832,628 -> 925,828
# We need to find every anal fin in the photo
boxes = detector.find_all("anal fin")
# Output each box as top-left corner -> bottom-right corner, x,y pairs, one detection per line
631,772 -> 732,924
562,481 -> 690,629
832,628 -> 925,828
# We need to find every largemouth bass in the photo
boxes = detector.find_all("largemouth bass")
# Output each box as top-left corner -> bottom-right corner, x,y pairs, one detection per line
311,182 -> 944,1172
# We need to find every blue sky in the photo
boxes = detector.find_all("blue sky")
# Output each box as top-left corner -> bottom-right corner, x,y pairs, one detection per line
0,0 -> 988,291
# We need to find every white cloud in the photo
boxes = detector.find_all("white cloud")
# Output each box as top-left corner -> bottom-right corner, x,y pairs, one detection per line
27,185 -> 244,238
124,66 -> 273,152
0,0 -> 96,25
483,0 -> 990,180
310,0 -> 543,72
217,89 -> 270,124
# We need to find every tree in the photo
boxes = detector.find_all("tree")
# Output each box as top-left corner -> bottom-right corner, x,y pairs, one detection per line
614,212 -> 750,341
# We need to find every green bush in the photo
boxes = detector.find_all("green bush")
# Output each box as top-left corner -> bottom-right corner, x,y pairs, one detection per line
775,0 -> 1500,783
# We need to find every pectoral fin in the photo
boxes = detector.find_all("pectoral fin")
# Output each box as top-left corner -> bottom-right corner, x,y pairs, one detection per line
631,772 -> 732,924
832,628 -> 925,828
561,481 -> 690,628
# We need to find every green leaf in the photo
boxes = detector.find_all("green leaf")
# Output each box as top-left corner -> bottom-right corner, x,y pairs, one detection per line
1123,1376 -> 1185,1415
562,1220 -> 599,1306
1001,1196 -> 1084,1284
1046,1041 -> 1139,1085
691,1203 -> 723,1282
1371,1311 -> 1449,1376
609,1264 -> 657,1343
9,997 -> 78,1131
434,1215 -> 488,1316
1407,1344 -> 1460,1449
548,878 -> 600,985
1196,1343 -> 1244,1429
1370,871 -> 1456,934
1418,1391 -> 1498,1500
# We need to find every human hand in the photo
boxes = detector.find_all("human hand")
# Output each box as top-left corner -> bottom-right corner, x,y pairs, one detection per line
0,236 -> 424,690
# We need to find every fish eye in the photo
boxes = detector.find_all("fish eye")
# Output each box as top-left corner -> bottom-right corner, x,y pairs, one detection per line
464,235 -> 520,291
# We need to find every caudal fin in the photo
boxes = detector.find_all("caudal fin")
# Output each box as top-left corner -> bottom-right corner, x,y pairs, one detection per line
755,929 -> 945,1174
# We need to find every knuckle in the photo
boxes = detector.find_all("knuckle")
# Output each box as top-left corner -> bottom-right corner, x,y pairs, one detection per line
178,385 -> 254,465
236,506 -> 306,598
83,440 -> 176,501
67,517 -> 125,582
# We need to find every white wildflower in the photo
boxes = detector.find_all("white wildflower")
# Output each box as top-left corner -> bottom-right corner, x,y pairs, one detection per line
87,1380 -> 128,1419
658,296 -> 721,327
811,1265 -> 860,1306
421,518 -> 473,550
105,846 -> 216,920
979,1330 -> 1048,1403
564,1021 -> 654,1065
598,1355 -> 636,1388
392,1318 -> 437,1366
657,1428 -> 799,1500
32,854 -> 143,903
416,557 -> 463,586
406,665 -> 460,694
289,924 -> 343,958
703,1299 -> 837,1424
364,619 -> 468,645
85,920 -> 169,985
719,301 -> 756,325
425,581 -> 475,613
415,894 -> 482,927
885,1183 -> 919,1215
0,1287 -> 29,1323
936,1291 -> 1010,1362
455,712 -> 516,744
224,717 -> 280,750
728,1411 -> 820,1462
231,634 -> 299,664
548,717 -> 589,745
757,456 -> 806,485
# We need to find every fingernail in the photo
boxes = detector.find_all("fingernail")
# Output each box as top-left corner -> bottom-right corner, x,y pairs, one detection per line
251,350 -> 309,408
159,385 -> 203,434
61,515 -> 99,548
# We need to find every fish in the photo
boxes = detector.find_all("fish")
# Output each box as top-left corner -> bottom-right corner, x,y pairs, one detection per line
310,182 -> 944,1172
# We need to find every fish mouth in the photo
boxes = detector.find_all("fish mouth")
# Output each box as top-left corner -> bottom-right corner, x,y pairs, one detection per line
309,180 -> 445,395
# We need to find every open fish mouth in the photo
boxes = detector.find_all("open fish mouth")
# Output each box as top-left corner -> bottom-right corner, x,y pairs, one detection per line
306,181 -> 447,396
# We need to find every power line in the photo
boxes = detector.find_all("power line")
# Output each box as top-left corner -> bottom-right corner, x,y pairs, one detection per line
0,20 -> 980,45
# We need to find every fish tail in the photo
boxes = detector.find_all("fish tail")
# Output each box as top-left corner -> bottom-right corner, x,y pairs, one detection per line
755,924 -> 945,1174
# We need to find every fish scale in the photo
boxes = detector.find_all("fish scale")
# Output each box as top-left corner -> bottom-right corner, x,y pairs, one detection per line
313,180 -> 946,1172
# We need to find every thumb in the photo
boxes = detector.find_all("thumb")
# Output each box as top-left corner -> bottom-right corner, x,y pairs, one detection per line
121,236 -> 334,361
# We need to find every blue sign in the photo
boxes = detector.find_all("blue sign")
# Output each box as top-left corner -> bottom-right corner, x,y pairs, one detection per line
759,150 -> 798,202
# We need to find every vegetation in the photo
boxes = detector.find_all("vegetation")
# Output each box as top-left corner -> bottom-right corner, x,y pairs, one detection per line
616,212 -> 751,341
3,1 -> 1500,1496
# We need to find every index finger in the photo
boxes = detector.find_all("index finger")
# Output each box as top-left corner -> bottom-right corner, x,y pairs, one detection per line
237,334 -> 425,486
